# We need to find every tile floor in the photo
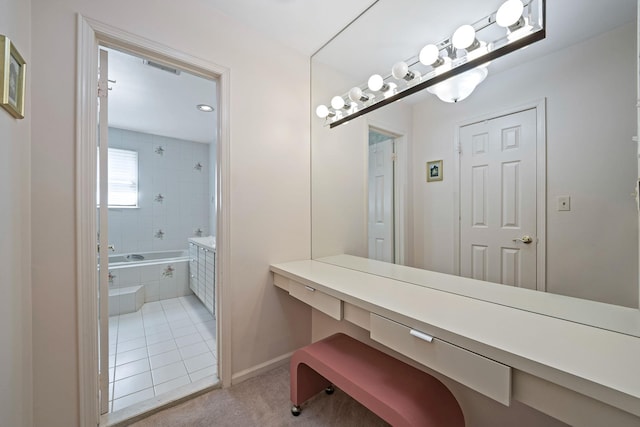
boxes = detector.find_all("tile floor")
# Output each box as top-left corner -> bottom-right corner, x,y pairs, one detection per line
108,295 -> 218,413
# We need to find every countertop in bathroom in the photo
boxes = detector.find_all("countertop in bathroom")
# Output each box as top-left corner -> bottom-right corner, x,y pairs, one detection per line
188,236 -> 216,250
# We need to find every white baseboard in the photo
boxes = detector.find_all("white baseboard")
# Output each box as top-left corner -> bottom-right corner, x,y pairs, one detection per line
230,352 -> 293,385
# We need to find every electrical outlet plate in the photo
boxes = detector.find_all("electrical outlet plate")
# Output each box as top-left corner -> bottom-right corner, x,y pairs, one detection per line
558,196 -> 571,211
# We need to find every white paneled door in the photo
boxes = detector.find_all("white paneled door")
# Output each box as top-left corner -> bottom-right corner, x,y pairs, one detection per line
459,108 -> 538,289
368,138 -> 395,263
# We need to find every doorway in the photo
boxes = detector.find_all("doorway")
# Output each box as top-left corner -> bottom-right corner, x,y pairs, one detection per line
98,46 -> 219,414
455,101 -> 546,290
367,126 -> 406,264
77,16 -> 231,426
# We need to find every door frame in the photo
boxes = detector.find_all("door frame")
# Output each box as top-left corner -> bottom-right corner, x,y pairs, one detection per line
76,15 -> 232,425
366,120 -> 408,265
452,98 -> 547,291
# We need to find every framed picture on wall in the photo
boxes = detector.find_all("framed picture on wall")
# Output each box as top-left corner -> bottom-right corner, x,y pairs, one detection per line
0,35 -> 26,119
426,160 -> 443,182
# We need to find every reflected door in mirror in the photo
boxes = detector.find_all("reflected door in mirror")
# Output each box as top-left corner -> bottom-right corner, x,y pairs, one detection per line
368,134 -> 395,263
460,108 -> 538,289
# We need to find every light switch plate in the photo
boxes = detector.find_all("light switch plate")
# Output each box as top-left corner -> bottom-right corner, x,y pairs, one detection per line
558,196 -> 571,211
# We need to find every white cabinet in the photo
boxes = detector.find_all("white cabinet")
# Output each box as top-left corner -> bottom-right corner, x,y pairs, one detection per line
188,240 -> 215,316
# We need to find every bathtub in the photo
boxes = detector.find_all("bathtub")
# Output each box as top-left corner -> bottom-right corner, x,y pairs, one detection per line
109,250 -> 189,266
107,250 -> 192,316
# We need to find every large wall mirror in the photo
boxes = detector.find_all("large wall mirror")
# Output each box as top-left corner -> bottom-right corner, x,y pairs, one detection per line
311,0 -> 640,335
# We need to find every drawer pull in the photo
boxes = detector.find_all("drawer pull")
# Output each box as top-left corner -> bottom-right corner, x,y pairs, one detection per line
304,285 -> 316,292
410,329 -> 434,343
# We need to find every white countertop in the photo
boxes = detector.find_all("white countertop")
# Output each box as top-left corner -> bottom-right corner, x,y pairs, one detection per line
317,254 -> 640,337
270,258 -> 640,417
188,236 -> 216,250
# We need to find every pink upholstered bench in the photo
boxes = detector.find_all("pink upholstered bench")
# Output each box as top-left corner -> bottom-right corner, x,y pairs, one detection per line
290,333 -> 464,426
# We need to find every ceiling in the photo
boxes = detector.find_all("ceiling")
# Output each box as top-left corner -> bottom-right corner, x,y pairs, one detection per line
201,0 -> 377,56
107,48 -> 217,144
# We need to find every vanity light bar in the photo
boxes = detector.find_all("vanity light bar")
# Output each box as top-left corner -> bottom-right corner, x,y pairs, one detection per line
316,0 -> 545,128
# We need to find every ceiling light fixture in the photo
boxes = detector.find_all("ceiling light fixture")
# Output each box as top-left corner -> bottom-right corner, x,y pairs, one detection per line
197,104 -> 214,112
427,66 -> 489,103
316,0 -> 544,127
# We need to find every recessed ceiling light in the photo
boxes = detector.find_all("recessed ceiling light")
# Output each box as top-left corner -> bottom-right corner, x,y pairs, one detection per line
197,104 -> 214,112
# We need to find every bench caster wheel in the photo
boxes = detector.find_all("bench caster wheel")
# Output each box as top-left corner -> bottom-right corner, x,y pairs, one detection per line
325,385 -> 335,395
291,405 -> 301,416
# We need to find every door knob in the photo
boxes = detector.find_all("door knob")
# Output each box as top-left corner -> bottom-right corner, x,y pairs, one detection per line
513,235 -> 533,244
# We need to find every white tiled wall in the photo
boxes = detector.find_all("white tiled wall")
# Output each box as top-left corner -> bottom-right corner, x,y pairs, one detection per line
107,128 -> 211,255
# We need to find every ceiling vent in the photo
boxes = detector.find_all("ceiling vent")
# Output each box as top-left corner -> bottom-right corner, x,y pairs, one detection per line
143,59 -> 181,76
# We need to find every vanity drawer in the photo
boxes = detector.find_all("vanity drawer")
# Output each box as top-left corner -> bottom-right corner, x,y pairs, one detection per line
370,313 -> 511,405
289,281 -> 342,321
273,273 -> 290,291
344,302 -> 370,330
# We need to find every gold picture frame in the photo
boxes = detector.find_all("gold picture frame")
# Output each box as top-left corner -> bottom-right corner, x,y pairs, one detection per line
426,160 -> 443,182
0,35 -> 26,119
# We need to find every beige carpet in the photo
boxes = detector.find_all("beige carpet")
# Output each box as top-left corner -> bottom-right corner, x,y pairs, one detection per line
129,366 -> 389,426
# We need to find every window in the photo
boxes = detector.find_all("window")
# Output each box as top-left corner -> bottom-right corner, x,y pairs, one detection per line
98,148 -> 139,208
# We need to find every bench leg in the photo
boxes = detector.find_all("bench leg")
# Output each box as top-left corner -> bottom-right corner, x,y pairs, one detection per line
291,384 -> 334,416
290,361 -> 332,409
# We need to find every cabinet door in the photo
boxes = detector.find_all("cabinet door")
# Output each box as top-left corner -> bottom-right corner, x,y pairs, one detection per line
189,243 -> 198,294
204,250 -> 215,315
198,247 -> 207,303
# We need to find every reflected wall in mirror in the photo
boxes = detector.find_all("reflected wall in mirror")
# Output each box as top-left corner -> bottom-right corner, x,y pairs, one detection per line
311,0 -> 639,323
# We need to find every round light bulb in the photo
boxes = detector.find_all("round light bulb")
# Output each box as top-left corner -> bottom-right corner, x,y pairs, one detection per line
452,24 -> 477,50
419,44 -> 441,66
368,74 -> 385,92
315,104 -> 329,118
331,96 -> 345,110
349,87 -> 366,103
496,0 -> 524,28
391,62 -> 409,80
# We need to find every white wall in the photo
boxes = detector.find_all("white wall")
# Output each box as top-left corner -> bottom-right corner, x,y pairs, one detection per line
413,23 -> 638,307
0,0 -> 33,426
31,1 -> 311,425
108,128 -> 211,254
